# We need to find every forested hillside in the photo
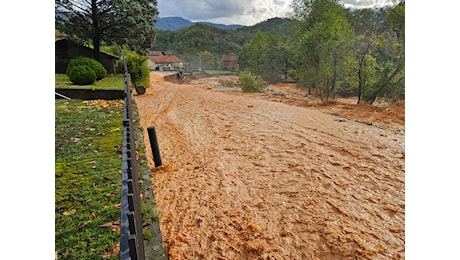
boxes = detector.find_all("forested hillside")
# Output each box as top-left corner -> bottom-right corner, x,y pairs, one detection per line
152,18 -> 291,56
152,17 -> 292,70
153,0 -> 404,104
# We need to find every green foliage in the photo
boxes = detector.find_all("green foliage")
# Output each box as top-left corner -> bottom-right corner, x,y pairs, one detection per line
388,4 -> 405,43
239,31 -> 289,83
239,32 -> 268,74
66,65 -> 97,85
143,230 -> 153,240
67,57 -> 107,80
290,0 -> 355,100
125,50 -> 150,87
239,71 -> 266,92
55,0 -> 158,55
286,0 -> 405,103
362,31 -> 404,103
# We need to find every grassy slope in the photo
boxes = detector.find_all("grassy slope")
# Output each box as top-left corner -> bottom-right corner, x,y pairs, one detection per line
55,99 -> 124,259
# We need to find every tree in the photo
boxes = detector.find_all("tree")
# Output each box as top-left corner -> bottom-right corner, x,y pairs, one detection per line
259,32 -> 289,83
353,33 -> 377,103
359,3 -> 404,104
238,31 -> 289,83
362,31 -> 404,104
238,32 -> 268,75
290,0 -> 354,100
55,0 -> 159,60
199,51 -> 212,70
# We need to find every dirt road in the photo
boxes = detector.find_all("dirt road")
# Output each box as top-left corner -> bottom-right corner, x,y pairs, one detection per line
134,75 -> 405,259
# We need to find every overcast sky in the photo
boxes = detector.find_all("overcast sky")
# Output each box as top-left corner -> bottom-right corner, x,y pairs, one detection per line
157,0 -> 399,26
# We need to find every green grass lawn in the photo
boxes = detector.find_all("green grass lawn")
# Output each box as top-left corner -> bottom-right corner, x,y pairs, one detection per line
55,74 -> 126,90
204,69 -> 237,75
55,99 -> 124,259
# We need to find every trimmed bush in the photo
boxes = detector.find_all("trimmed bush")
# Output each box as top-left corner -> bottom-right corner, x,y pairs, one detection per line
66,57 -> 107,80
67,65 -> 97,85
239,71 -> 266,92
125,51 -> 150,88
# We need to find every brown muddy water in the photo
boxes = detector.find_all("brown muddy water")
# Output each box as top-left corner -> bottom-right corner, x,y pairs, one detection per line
134,75 -> 405,259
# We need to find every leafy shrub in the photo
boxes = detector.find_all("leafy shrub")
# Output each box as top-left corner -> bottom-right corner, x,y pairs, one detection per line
239,71 -> 266,92
219,79 -> 237,88
66,57 -> 107,80
67,65 -> 97,85
125,50 -> 150,88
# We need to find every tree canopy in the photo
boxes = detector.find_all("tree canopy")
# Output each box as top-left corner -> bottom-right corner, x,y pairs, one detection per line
55,0 -> 159,59
236,0 -> 404,104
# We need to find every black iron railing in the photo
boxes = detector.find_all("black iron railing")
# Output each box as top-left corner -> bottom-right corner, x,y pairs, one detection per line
119,49 -> 145,260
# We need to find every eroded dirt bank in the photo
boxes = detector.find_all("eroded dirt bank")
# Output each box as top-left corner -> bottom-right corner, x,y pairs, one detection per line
134,75 -> 405,259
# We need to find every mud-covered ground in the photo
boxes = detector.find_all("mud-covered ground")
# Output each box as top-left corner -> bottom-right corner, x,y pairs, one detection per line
134,75 -> 405,259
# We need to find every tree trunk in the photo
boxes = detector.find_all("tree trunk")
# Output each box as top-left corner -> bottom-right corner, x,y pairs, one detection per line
91,0 -> 101,62
357,69 -> 362,104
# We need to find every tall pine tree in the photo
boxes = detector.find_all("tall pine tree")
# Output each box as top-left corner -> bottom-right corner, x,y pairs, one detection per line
55,0 -> 159,59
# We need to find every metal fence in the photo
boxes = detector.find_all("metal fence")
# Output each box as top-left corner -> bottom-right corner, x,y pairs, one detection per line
119,49 -> 145,260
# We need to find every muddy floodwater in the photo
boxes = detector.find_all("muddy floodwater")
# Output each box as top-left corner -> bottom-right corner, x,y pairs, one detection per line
134,75 -> 405,259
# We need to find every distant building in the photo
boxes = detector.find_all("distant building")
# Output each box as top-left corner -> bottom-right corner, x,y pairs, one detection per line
147,50 -> 168,56
55,39 -> 119,74
147,54 -> 183,71
222,55 -> 238,70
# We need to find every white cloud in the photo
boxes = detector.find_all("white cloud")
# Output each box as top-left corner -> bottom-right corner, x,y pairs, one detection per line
341,0 -> 398,9
157,0 -> 397,26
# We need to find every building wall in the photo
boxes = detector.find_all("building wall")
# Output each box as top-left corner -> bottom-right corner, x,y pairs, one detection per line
55,40 -> 118,74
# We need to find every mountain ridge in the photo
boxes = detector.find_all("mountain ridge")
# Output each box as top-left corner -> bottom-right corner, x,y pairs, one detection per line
155,16 -> 243,31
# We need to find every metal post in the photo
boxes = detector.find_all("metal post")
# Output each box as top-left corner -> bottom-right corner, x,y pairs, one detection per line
147,126 -> 162,167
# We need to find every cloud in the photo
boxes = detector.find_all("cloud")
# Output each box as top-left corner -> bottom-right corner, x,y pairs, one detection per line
158,0 -> 292,26
157,0 -> 397,26
341,0 -> 398,9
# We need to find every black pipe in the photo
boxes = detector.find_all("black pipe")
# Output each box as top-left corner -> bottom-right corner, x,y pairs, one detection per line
147,126 -> 162,167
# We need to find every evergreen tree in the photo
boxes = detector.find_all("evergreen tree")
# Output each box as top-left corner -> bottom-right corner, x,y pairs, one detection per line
55,0 -> 159,59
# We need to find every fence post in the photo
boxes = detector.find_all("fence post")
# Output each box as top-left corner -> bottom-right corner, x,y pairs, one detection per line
147,126 -> 163,167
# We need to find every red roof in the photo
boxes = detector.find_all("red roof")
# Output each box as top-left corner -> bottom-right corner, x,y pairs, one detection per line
148,55 -> 181,63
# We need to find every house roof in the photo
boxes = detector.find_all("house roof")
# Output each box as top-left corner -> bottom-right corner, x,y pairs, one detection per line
222,55 -> 238,62
148,55 -> 181,63
148,51 -> 167,56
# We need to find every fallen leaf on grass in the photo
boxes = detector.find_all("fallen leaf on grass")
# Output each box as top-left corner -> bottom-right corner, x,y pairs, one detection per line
89,212 -> 96,220
102,243 -> 120,258
63,209 -> 76,216
105,192 -> 115,197
99,222 -> 113,228
111,221 -> 120,232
